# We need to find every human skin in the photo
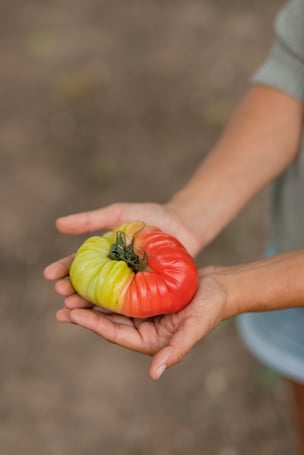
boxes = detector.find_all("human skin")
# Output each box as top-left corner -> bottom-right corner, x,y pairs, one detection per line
44,85 -> 304,380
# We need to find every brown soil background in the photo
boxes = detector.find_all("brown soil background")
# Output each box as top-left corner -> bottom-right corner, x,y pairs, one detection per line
1,0 -> 295,454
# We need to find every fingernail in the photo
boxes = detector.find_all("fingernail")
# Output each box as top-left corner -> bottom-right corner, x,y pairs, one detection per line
156,364 -> 166,379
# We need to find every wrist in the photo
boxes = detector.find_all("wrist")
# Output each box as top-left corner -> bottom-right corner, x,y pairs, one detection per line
165,196 -> 206,255
210,250 -> 304,318
205,262 -> 269,320
210,262 -> 273,320
166,189 -> 215,251
207,267 -> 241,320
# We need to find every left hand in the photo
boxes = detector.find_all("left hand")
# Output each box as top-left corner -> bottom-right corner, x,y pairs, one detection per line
44,258 -> 228,380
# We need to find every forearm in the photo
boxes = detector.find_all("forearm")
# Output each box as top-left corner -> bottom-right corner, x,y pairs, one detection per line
215,249 -> 304,318
168,85 -> 303,249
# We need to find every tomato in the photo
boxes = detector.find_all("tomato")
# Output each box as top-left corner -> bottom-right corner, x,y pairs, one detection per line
69,221 -> 198,318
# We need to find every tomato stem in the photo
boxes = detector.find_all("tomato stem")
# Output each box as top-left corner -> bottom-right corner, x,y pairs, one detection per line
109,231 -> 147,272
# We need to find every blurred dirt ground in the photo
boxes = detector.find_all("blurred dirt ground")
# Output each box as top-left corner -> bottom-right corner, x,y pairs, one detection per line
0,0 -> 295,454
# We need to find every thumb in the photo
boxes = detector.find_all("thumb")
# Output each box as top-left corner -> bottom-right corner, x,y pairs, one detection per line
56,203 -> 125,234
149,317 -> 207,380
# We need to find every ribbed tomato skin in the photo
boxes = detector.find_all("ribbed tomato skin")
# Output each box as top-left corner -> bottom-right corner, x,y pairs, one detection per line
69,222 -> 198,318
119,227 -> 198,317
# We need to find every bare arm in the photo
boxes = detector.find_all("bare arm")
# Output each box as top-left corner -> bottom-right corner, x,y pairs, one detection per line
212,249 -> 304,319
168,84 -> 304,249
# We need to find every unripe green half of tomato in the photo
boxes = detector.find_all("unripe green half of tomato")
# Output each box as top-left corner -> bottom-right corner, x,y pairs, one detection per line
69,221 -> 198,318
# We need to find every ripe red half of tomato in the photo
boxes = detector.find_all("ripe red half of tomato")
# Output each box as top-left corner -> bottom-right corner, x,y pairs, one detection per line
69,221 -> 198,318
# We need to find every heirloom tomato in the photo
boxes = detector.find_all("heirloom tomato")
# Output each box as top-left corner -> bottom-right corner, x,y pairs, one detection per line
69,221 -> 198,318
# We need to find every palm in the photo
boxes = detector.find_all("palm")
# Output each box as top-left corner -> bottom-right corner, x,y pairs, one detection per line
56,276 -> 227,379
84,305 -> 188,356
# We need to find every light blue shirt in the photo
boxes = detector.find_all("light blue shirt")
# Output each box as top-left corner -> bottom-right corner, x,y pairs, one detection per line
252,0 -> 304,253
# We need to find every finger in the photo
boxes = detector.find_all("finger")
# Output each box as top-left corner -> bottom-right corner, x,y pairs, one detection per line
56,308 -> 74,323
149,317 -> 205,380
43,255 -> 74,280
64,294 -> 93,309
69,308 -> 151,353
55,278 -> 75,296
56,204 -> 125,235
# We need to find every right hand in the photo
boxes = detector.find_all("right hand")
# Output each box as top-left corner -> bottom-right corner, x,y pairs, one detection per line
43,201 -> 201,303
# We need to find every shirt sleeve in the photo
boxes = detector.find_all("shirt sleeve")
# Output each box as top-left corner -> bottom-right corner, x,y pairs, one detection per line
251,0 -> 304,101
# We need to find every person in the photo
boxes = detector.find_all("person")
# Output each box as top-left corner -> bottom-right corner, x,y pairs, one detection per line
44,0 -> 304,452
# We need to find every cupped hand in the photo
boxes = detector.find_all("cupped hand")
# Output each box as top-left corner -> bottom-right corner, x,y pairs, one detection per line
44,201 -> 201,304
55,202 -> 200,255
43,202 -> 214,379
44,201 -> 200,282
52,269 -> 228,380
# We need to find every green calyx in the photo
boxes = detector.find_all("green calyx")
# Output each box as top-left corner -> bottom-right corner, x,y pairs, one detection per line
109,230 -> 147,273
